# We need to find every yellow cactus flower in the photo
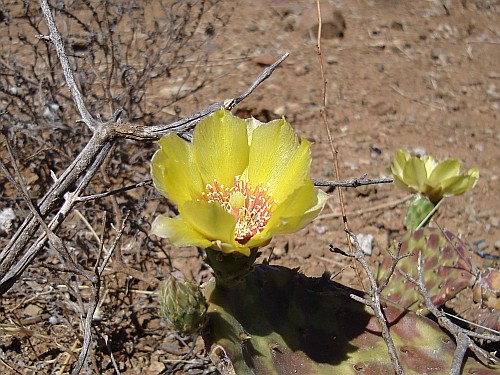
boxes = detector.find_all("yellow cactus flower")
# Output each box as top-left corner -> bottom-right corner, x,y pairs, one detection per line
151,109 -> 328,256
389,149 -> 479,204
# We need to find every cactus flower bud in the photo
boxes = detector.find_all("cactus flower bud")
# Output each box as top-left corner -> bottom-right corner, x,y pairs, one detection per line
158,274 -> 207,335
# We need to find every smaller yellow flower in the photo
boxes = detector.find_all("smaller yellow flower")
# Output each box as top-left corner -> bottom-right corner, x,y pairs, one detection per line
389,150 -> 479,204
151,109 -> 328,256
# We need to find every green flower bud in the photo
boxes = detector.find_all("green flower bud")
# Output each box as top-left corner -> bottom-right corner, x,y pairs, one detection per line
158,274 -> 207,335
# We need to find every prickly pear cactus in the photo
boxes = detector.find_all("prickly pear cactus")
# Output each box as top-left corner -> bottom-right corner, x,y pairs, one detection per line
203,264 -> 496,375
406,196 -> 435,230
204,248 -> 260,287
377,227 -> 475,311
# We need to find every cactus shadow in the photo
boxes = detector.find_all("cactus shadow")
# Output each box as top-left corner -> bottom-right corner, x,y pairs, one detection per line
205,264 -> 376,369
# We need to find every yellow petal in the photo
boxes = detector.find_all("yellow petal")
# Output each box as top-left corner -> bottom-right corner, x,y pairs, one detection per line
441,168 -> 479,196
265,184 -> 315,232
212,241 -> 251,256
392,175 -> 415,192
151,215 -> 211,248
427,159 -> 460,187
179,200 -> 239,253
391,150 -> 410,178
244,117 -> 264,144
422,155 -> 438,175
151,134 -> 204,205
298,188 -> 329,228
247,182 -> 320,248
192,109 -> 249,187
247,118 -> 311,203
403,157 -> 427,191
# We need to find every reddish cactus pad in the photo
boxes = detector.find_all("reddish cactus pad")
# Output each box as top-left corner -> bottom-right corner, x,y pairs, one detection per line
377,227 -> 476,312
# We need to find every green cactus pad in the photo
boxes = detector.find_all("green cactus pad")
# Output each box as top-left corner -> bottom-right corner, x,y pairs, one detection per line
377,227 -> 475,312
203,264 -> 496,374
406,196 -> 435,230
204,247 -> 260,288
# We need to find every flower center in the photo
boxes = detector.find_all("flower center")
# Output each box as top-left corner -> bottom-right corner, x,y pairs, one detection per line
202,177 -> 275,243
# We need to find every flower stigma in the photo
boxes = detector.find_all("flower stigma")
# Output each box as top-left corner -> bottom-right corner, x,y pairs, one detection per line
202,177 -> 275,243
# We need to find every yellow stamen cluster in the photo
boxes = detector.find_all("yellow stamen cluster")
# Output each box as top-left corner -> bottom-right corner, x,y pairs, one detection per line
202,177 -> 275,243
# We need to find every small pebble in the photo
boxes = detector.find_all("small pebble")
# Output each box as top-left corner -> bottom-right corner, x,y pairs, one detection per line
490,217 -> 499,228
148,361 -> 166,373
412,147 -> 426,157
294,64 -> 310,76
352,234 -> 374,255
0,208 -> 16,236
486,84 -> 499,100
312,225 -> 328,235
272,247 -> 285,257
326,56 -> 338,65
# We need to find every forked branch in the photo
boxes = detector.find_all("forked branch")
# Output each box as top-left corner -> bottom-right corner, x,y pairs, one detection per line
0,0 -> 289,297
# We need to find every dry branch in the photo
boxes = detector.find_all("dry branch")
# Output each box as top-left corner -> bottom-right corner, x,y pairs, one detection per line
400,252 -> 499,371
330,232 -> 406,375
0,0 -> 289,298
0,1 -> 290,372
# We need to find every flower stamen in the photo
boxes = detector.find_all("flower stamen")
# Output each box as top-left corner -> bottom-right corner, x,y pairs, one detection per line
202,177 -> 275,243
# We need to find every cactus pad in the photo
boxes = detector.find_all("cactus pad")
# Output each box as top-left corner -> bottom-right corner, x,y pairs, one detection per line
203,264 -> 496,374
406,196 -> 435,230
377,227 -> 475,312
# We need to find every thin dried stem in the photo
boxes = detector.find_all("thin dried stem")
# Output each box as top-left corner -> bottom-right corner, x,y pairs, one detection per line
38,0 -> 96,129
314,0 -> 364,291
313,175 -> 394,188
331,231 -> 406,375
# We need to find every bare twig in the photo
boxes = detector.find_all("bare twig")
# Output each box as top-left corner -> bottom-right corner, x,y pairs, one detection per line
0,35 -> 289,296
104,334 -> 121,375
71,273 -> 100,375
38,0 -> 96,130
331,231 -> 406,375
376,243 -> 410,293
315,0 -> 364,291
440,311 -> 500,335
77,180 -> 153,202
313,175 -> 394,188
71,212 -> 130,375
